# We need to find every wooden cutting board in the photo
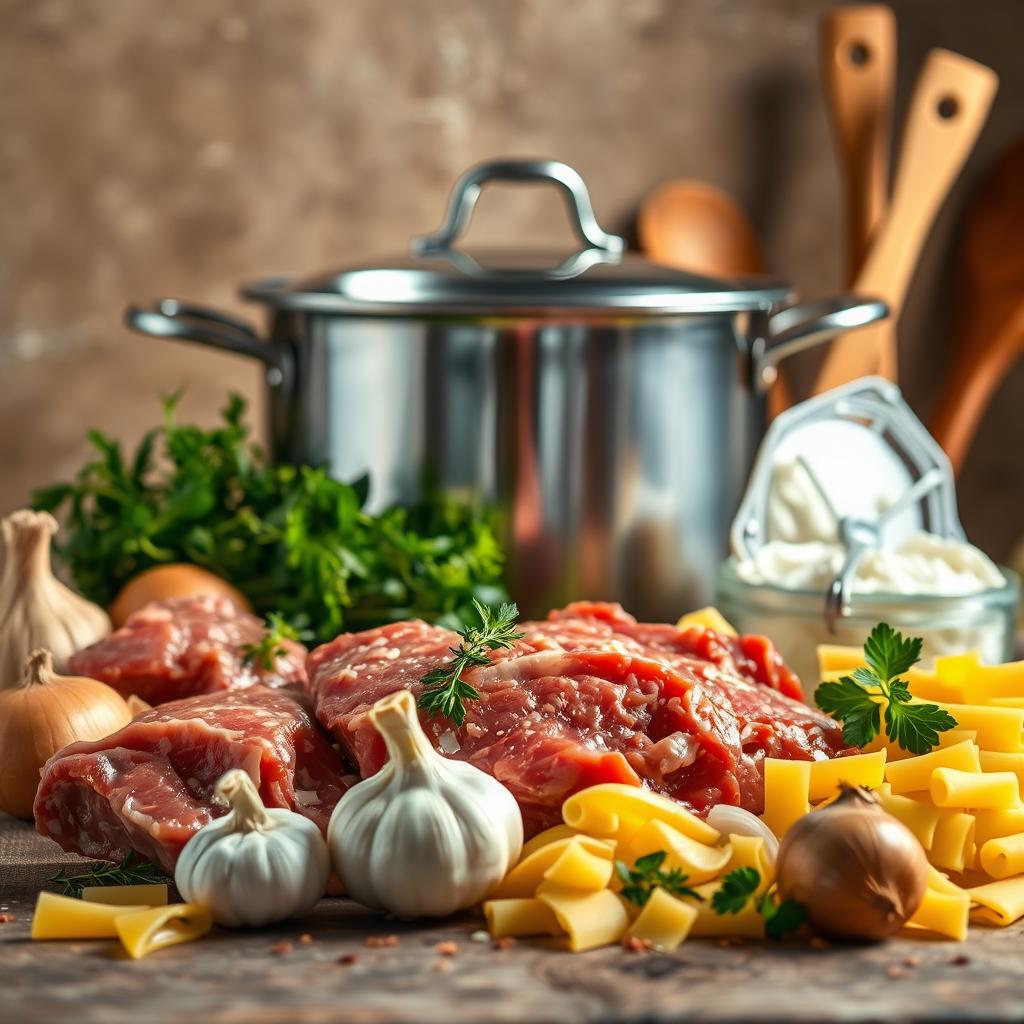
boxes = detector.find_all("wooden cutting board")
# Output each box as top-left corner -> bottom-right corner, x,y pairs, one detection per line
1,813 -> 1022,1024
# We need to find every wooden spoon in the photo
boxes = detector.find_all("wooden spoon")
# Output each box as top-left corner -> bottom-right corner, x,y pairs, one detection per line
637,180 -> 763,277
820,4 -> 896,283
814,49 -> 998,394
930,138 -> 1024,475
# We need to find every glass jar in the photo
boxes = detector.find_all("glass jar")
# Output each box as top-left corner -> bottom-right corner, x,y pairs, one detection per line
716,558 -> 1021,691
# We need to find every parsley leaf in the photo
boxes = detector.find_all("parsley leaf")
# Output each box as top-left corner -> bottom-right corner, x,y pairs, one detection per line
759,892 -> 808,940
34,394 -> 509,643
813,622 -> 956,755
418,600 -> 524,725
615,851 -> 703,908
711,866 -> 760,915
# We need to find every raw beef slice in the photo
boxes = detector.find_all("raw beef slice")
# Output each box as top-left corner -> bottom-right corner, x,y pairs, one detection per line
69,594 -> 307,705
308,602 -> 851,835
34,687 -> 352,874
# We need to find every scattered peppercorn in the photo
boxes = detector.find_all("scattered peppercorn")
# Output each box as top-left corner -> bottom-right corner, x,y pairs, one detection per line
365,934 -> 399,948
435,941 -> 459,956
337,953 -> 359,966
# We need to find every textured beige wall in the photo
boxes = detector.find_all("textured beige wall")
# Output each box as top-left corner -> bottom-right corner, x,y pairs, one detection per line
1,0 -> 1022,560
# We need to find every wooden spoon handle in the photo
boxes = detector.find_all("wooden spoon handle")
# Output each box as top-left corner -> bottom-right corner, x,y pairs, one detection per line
814,49 -> 998,395
930,306 -> 1024,475
820,4 -> 896,284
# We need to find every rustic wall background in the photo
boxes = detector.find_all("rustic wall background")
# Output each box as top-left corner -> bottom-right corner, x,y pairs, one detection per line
1,0 -> 1022,561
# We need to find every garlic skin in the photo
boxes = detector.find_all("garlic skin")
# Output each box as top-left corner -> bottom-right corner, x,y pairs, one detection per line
0,510 -> 110,688
328,689 -> 523,919
175,769 -> 330,927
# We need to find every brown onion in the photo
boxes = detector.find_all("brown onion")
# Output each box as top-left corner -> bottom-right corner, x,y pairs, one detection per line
0,649 -> 132,817
775,785 -> 928,941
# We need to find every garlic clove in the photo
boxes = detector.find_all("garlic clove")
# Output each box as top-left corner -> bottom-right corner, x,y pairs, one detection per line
0,510 -> 110,688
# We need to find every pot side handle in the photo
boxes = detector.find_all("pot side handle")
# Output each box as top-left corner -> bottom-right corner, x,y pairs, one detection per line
124,300 -> 290,382
755,294 -> 888,392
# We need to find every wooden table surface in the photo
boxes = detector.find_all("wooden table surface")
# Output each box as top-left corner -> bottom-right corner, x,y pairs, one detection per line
3,814 -> 1024,1024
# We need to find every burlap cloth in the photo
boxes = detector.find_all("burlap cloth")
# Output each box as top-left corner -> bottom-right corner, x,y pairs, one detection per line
0,813 -> 106,903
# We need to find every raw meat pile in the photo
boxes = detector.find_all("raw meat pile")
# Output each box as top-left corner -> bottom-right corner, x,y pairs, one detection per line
69,594 -> 308,705
36,598 -> 851,870
34,687 -> 352,874
308,601 -> 851,835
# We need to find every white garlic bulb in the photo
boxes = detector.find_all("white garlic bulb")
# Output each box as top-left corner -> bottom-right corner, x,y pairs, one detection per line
175,769 -> 330,927
328,689 -> 523,919
0,510 -> 110,688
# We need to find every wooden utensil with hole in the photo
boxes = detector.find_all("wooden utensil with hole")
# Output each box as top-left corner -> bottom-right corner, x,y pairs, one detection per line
637,180 -> 763,277
931,138 -> 1024,475
813,48 -> 998,395
820,4 -> 896,284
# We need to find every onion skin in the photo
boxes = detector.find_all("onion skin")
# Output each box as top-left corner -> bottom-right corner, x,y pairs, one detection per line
775,785 -> 928,941
110,564 -> 251,626
0,650 -> 132,818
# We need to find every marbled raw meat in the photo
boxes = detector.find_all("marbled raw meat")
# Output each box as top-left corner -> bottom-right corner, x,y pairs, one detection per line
308,602 -> 850,834
34,687 -> 352,874
69,594 -> 307,705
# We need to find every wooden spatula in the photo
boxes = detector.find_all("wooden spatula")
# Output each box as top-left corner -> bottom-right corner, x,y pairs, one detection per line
820,4 -> 896,284
930,138 -> 1024,475
813,49 -> 998,394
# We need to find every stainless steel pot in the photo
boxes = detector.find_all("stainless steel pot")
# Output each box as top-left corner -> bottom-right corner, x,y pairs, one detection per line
126,159 -> 886,621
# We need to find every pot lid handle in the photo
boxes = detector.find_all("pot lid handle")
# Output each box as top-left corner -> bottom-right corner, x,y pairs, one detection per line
411,158 -> 625,258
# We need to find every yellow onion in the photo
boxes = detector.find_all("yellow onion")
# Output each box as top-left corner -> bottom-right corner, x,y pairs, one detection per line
0,649 -> 132,817
775,785 -> 927,941
110,564 -> 251,626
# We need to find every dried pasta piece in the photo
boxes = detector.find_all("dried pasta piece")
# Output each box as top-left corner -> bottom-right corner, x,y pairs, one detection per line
722,835 -> 773,891
884,741 -> 981,794
816,644 -> 865,676
561,784 -> 718,844
936,729 -> 978,749
807,750 -> 886,803
677,607 -> 738,636
114,904 -> 212,959
979,751 -> 1024,791
973,808 -> 1024,846
81,884 -> 168,907
876,791 -> 943,850
489,836 -> 614,900
689,880 -> 765,938
934,704 -> 1024,753
979,833 -> 1024,879
762,759 -> 810,838
905,886 -> 969,941
930,768 -> 1020,810
929,811 -> 976,873
623,819 -> 730,885
969,875 -> 1024,926
626,887 -> 698,951
959,660 -> 1024,703
521,825 -> 578,860
535,885 -> 629,952
543,839 -> 615,891
31,892 -> 149,940
483,898 -> 563,939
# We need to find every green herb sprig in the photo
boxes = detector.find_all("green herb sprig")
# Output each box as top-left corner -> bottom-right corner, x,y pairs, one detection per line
615,851 -> 703,908
33,394 -> 508,643
240,612 -> 313,670
710,867 -> 806,940
418,600 -> 524,725
51,855 -> 165,898
815,623 -> 956,755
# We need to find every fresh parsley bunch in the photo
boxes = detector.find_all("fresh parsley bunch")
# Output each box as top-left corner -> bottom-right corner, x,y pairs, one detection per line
34,394 -> 508,643
815,623 -> 956,755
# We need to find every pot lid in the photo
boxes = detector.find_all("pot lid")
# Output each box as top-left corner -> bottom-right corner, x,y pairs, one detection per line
241,159 -> 791,317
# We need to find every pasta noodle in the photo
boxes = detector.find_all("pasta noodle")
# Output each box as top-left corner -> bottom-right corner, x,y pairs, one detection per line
624,819 -> 730,884
970,875 -> 1024,926
521,825 -> 579,859
884,741 -> 981,794
929,811 -> 975,873
490,836 -> 615,900
762,759 -> 810,837
543,840 -> 615,891
626,888 -> 699,951
876,791 -> 942,850
905,887 -> 970,941
935,704 -> 1024,753
978,751 -> 1024,790
807,749 -> 886,802
978,833 -> 1024,879
561,784 -> 718,844
722,835 -> 773,891
929,768 -> 1020,810
483,898 -> 563,939
534,885 -> 629,952
973,808 -> 1024,846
